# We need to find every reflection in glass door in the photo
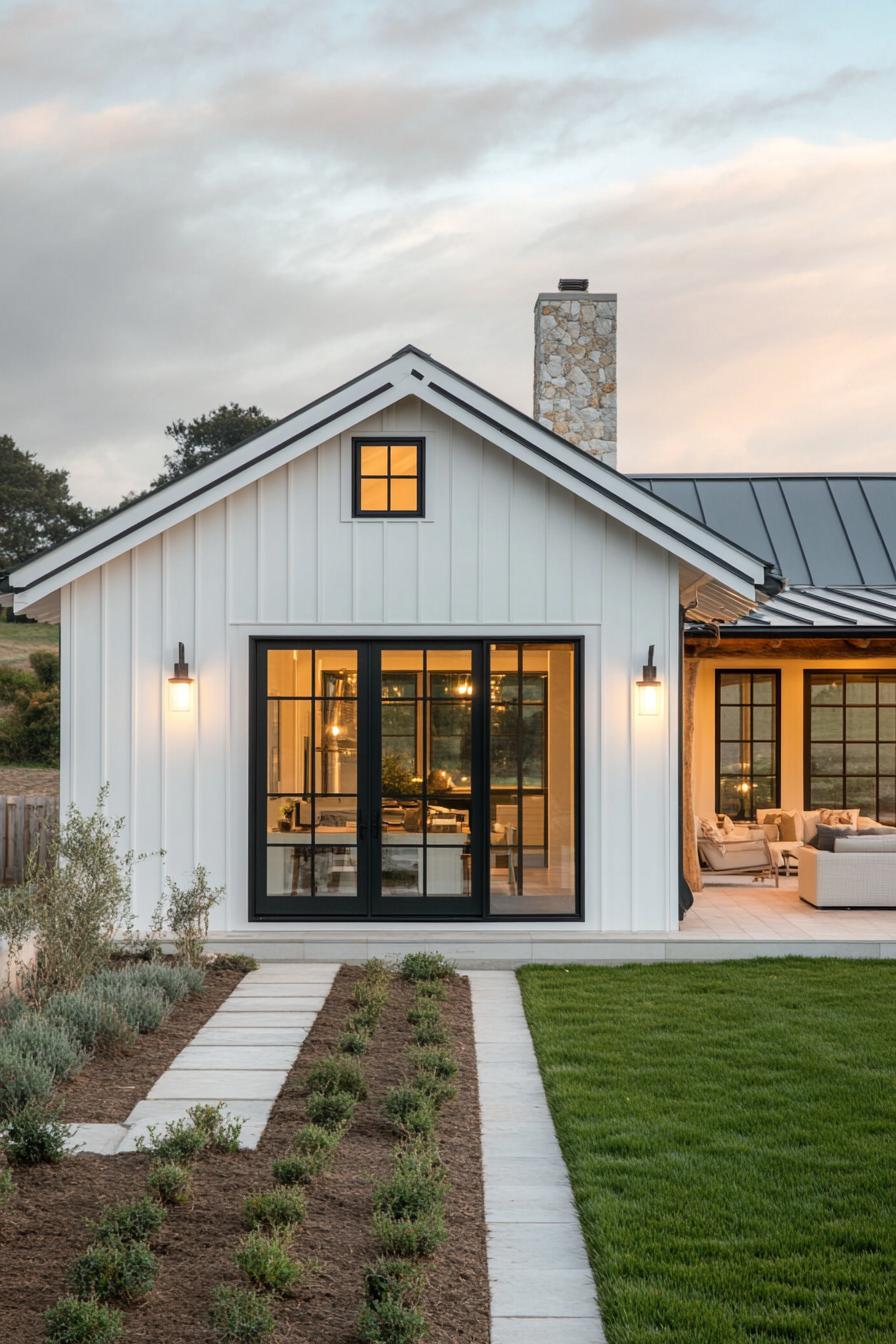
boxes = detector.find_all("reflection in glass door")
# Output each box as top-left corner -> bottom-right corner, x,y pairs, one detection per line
373,645 -> 481,918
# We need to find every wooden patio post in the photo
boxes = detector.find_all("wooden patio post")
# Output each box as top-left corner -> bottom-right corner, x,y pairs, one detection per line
682,658 -> 703,893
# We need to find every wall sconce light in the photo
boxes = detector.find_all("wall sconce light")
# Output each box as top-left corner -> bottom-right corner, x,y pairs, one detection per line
168,642 -> 194,712
636,645 -> 661,716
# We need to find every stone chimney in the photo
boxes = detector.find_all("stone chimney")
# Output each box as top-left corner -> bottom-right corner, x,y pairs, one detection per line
533,280 -> 617,467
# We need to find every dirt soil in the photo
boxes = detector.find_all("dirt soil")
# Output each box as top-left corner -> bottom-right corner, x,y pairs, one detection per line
0,968 -> 490,1344
59,967 -> 244,1124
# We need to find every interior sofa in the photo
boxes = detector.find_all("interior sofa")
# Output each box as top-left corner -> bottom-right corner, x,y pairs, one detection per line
799,836 -> 896,908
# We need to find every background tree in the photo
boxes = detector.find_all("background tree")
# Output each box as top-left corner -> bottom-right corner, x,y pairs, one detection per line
151,403 -> 276,489
0,435 -> 93,572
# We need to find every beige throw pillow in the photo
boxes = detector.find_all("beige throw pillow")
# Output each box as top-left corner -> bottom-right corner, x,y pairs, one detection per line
758,809 -> 800,842
818,808 -> 859,830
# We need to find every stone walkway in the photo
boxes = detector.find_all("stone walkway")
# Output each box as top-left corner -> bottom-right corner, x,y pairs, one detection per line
66,963 -> 337,1155
468,970 -> 605,1343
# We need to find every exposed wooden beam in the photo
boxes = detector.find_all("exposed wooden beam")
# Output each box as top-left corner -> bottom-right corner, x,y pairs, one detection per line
684,636 -> 896,660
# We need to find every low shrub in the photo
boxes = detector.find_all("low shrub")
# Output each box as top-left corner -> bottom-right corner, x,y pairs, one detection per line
362,957 -> 391,984
373,1209 -> 446,1258
127,962 -> 205,1002
411,1020 -> 447,1048
242,1186 -> 306,1231
305,1089 -> 356,1130
353,980 -> 388,1011
406,1003 -> 439,1028
347,1004 -> 380,1033
363,1257 -> 426,1305
4,1012 -> 84,1080
153,865 -> 224,967
44,1296 -> 123,1344
135,1115 -> 207,1163
209,1283 -> 275,1342
147,1161 -> 193,1205
374,1168 -> 444,1222
234,1229 -> 312,1295
358,1296 -> 428,1344
210,953 -> 259,972
413,1073 -> 455,1108
338,1027 -> 370,1055
0,993 -> 26,1028
291,1122 -> 341,1162
45,990 -> 135,1053
2,1100 -> 68,1165
406,1047 -> 457,1081
187,1102 -> 243,1152
272,1154 -> 318,1186
384,1087 -> 436,1138
413,979 -> 447,1002
70,1239 -> 157,1303
0,1043 -> 55,1121
0,1166 -> 13,1207
84,971 -> 169,1033
398,953 -> 455,983
305,1055 -> 367,1100
91,1196 -> 166,1244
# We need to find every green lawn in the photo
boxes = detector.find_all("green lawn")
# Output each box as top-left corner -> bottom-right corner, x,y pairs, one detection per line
0,620 -> 58,669
518,959 -> 895,1344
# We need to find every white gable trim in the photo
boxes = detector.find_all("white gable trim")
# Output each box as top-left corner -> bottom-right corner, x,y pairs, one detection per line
7,347 -> 773,612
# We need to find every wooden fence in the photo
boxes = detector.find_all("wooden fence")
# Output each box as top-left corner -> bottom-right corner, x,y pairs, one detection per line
0,795 -> 59,885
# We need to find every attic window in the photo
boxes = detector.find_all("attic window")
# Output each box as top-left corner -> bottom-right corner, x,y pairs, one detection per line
352,438 -> 424,517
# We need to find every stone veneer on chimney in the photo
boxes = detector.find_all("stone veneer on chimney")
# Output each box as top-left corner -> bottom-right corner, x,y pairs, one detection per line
533,285 -> 617,467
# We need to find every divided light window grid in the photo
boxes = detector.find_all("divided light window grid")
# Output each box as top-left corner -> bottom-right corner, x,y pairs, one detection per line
352,438 -> 424,517
805,671 -> 896,824
716,670 -> 780,820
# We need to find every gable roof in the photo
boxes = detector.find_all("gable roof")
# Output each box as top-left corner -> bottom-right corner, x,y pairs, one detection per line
4,347 -> 777,620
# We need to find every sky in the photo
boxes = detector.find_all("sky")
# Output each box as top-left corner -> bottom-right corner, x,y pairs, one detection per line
1,0 -> 895,507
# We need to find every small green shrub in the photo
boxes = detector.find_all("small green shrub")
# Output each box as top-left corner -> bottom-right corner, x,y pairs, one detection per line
338,1027 -> 370,1055
0,1043 -> 55,1121
291,1123 -> 341,1161
306,1089 -> 356,1130
135,1115 -> 207,1163
406,1047 -> 457,1080
147,1161 -> 192,1205
398,952 -> 455,983
0,1166 -> 13,1207
362,957 -> 391,984
209,1284 -> 275,1342
153,864 -> 224,967
84,971 -> 169,1033
373,1209 -> 446,1258
384,1087 -> 436,1138
243,1186 -> 306,1231
413,979 -> 447,1003
4,1013 -> 84,1080
2,1100 -> 68,1165
374,1170 -> 444,1222
127,962 -> 205,1002
272,1154 -> 318,1186
358,1296 -> 428,1344
70,1239 -> 157,1303
210,953 -> 259,972
44,1296 -> 123,1344
305,1055 -> 366,1099
406,1003 -> 439,1028
353,979 -> 388,1010
234,1230 -> 311,1294
411,1020 -> 447,1048
45,990 -> 135,1053
363,1257 -> 426,1305
347,1004 -> 380,1033
413,1073 -> 455,1108
91,1195 -> 166,1244
0,993 -> 27,1028
187,1102 -> 243,1152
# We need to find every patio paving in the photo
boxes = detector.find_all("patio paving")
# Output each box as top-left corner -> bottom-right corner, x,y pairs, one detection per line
686,876 -> 896,940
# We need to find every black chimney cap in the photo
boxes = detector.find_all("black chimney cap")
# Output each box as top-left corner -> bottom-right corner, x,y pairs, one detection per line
558,278 -> 588,292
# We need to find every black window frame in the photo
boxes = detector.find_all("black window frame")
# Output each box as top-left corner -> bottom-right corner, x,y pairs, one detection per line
803,669 -> 896,823
248,636 -> 583,922
352,436 -> 425,518
715,668 -> 781,820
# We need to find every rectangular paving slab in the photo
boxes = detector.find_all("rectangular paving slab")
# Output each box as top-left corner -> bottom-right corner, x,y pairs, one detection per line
170,1045 -> 301,1070
147,1068 -> 288,1100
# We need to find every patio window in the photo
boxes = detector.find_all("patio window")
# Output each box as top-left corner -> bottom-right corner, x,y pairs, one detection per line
805,671 -> 896,823
716,670 -> 780,820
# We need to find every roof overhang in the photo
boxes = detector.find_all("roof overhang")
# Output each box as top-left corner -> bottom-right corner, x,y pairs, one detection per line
4,346 -> 776,621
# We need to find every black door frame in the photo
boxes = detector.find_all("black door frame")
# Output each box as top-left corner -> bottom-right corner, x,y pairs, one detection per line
249,635 -> 583,921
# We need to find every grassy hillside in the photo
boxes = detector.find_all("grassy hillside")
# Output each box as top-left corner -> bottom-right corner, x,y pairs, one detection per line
0,620 -> 59,670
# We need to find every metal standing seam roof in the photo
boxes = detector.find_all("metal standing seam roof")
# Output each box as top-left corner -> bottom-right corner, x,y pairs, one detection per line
633,473 -> 896,632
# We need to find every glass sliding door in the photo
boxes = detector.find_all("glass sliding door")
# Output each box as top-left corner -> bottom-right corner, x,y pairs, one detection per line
372,644 -> 481,918
488,642 -> 578,916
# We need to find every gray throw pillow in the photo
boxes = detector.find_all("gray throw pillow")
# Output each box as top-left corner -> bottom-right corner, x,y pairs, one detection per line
809,823 -> 855,852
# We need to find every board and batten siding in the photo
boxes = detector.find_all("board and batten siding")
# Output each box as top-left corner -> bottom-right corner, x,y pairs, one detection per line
59,396 -> 680,933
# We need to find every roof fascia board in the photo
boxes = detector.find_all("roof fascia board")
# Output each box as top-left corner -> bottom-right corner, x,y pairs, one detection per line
413,376 -> 763,600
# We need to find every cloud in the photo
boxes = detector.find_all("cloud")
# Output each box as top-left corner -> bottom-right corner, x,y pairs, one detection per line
580,0 -> 747,49
670,66 -> 889,139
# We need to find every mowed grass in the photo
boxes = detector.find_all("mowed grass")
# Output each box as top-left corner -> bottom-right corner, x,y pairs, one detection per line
0,620 -> 58,669
517,959 -> 895,1344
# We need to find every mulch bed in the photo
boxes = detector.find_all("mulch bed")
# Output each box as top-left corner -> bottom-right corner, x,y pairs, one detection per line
0,967 -> 490,1344
58,966 -> 244,1124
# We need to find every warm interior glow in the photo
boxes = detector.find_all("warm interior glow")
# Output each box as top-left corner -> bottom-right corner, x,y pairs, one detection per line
637,681 -> 660,716
168,678 -> 193,712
